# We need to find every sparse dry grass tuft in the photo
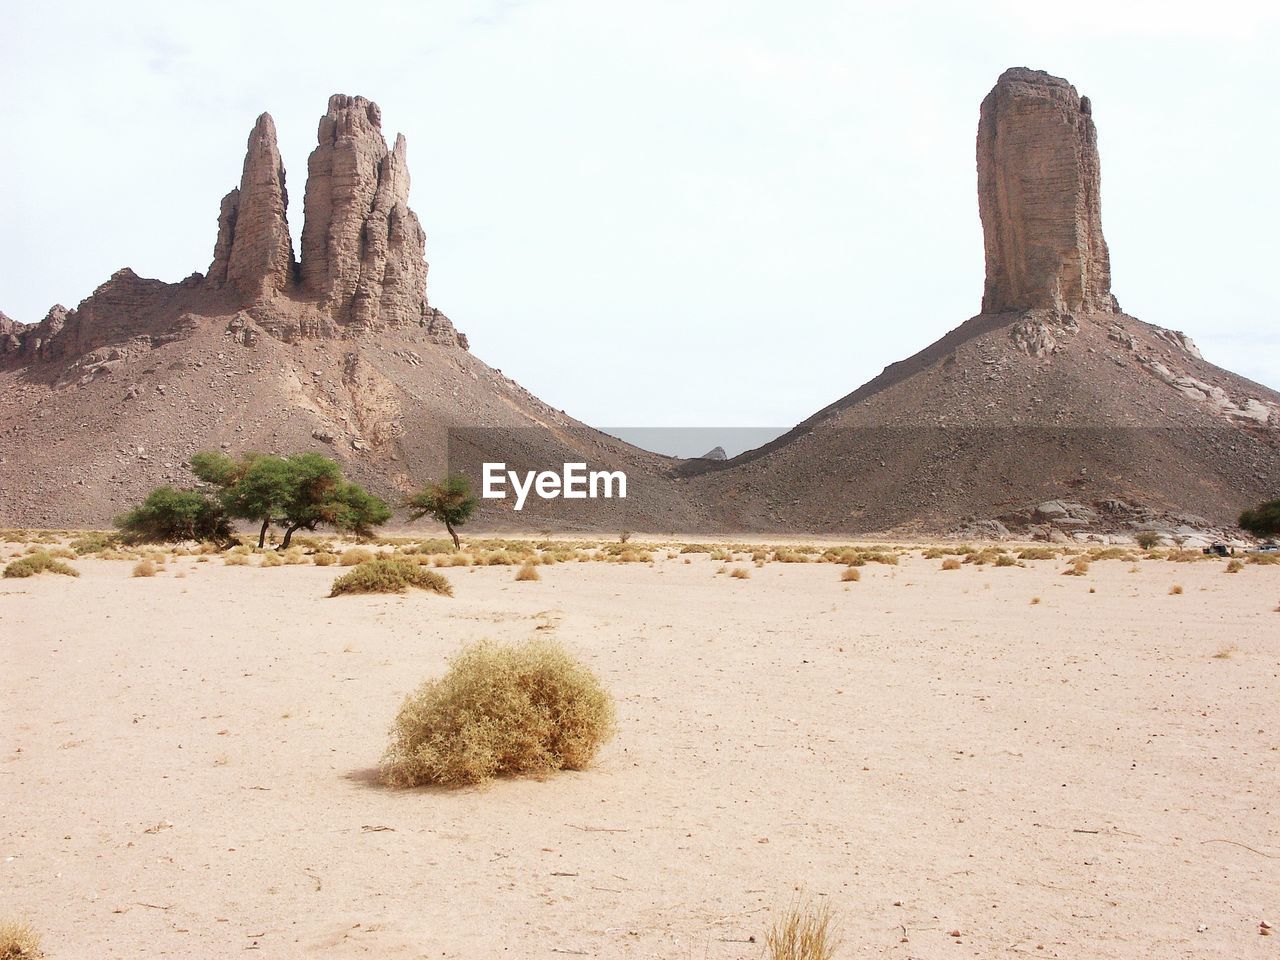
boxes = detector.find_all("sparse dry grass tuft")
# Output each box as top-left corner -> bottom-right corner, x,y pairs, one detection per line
330,558 -> 453,597
841,566 -> 860,582
1030,596 -> 1041,605
381,639 -> 615,787
259,551 -> 284,568
132,559 -> 156,578
730,567 -> 750,579
224,552 -> 250,566
0,919 -> 43,959
1017,546 -> 1058,561
515,562 -> 541,582
765,896 -> 839,960
1169,584 -> 1183,595
1062,557 -> 1090,577
1226,558 -> 1243,573
1247,552 -> 1280,565
340,547 -> 376,566
941,558 -> 961,571
3,552 -> 79,579
313,552 -> 337,566
1213,644 -> 1237,659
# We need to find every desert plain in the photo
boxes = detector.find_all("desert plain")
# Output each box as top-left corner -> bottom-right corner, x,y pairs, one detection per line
2,536 -> 1278,959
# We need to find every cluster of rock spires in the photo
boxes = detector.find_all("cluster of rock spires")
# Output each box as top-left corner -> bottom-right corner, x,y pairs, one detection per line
1,94 -> 464,365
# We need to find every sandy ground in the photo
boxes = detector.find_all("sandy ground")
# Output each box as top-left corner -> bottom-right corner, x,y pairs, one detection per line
2,547 -> 1278,958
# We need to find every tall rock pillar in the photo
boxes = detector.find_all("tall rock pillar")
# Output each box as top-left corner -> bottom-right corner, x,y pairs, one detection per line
977,68 -> 1115,316
207,113 -> 296,299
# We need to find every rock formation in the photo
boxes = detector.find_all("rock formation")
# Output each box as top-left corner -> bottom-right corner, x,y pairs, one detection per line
1,93 -> 461,364
207,113 -> 296,299
300,95 -> 431,330
978,68 -> 1115,316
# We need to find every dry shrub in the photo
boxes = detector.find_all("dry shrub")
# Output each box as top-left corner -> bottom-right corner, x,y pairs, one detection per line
1030,596 -> 1041,605
281,547 -> 308,565
224,553 -> 250,566
861,551 -> 899,566
1017,546 -> 1058,561
259,551 -> 284,568
132,559 -> 156,578
515,562 -> 541,582
765,897 -> 838,960
313,552 -> 337,566
69,532 -> 118,555
3,552 -> 79,579
941,558 -> 961,571
1226,558 -> 1243,573
1169,584 -> 1183,595
1063,558 -> 1090,577
0,920 -> 42,959
340,547 -> 375,566
45,546 -> 77,560
841,566 -> 860,582
774,550 -> 809,563
1248,552 -> 1280,565
330,558 -> 453,597
381,639 -> 615,786
730,567 -> 750,579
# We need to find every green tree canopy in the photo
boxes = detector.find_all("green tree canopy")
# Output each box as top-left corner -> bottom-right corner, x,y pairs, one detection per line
115,486 -> 232,544
406,474 -> 478,549
1239,499 -> 1280,539
189,450 -> 390,548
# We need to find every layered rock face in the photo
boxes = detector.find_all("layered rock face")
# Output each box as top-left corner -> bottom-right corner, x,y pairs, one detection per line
207,113 -> 296,299
2,93 -> 461,364
978,68 -> 1115,316
300,96 -> 430,330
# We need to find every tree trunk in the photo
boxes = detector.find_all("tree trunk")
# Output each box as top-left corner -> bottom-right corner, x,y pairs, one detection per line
257,517 -> 271,549
445,520 -> 460,551
280,522 -> 304,550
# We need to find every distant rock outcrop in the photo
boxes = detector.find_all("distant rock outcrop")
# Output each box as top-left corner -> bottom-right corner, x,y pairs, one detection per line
978,68 -> 1115,317
699,445 -> 728,461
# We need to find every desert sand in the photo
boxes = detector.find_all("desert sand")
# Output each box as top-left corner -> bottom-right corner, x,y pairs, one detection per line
2,543 -> 1278,958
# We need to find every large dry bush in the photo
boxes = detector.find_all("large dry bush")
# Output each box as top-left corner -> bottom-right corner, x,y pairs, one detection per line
330,558 -> 453,597
340,547 -> 375,566
381,640 -> 615,787
765,897 -> 839,960
3,552 -> 78,579
0,920 -> 42,959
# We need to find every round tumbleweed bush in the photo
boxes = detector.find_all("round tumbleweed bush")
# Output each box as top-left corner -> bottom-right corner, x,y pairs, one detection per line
381,639 -> 616,787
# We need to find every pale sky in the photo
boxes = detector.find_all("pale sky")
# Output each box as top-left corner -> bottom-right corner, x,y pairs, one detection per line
3,0 -> 1277,436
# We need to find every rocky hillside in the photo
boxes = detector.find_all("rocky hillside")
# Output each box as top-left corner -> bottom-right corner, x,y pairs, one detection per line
684,69 -> 1279,541
0,96 -> 707,531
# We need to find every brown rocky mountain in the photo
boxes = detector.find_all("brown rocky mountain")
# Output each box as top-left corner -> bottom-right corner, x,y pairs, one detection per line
1,73 -> 1276,540
683,68 -> 1279,541
0,95 -> 706,531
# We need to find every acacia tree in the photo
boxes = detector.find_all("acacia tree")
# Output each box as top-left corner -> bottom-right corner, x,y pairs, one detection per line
275,453 -> 391,549
406,474 -> 478,550
190,450 -> 390,549
191,451 -> 293,549
1239,499 -> 1280,539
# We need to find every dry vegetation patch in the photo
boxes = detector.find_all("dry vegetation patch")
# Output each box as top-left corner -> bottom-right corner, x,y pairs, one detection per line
0,920 -> 42,959
515,562 -> 541,582
132,559 -> 156,578
3,552 -> 79,579
765,897 -> 839,960
330,558 -> 453,597
381,639 -> 615,787
841,566 -> 860,582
